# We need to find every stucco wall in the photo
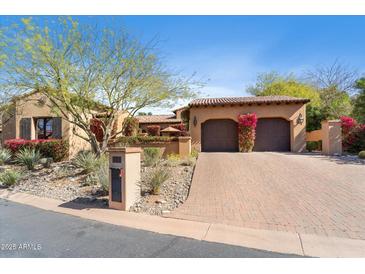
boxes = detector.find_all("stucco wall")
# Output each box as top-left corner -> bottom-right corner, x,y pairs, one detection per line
189,103 -> 307,153
306,129 -> 322,142
1,106 -> 17,144
2,92 -> 91,158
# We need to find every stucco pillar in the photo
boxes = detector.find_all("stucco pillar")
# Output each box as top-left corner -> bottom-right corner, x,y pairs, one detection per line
178,136 -> 191,159
321,120 -> 342,155
107,147 -> 142,210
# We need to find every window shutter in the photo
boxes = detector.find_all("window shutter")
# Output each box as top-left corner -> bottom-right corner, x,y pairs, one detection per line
52,117 -> 62,139
20,118 -> 31,140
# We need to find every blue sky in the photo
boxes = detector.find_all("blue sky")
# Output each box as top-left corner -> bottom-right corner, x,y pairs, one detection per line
1,16 -> 364,113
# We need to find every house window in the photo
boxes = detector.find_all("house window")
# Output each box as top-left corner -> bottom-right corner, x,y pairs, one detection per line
36,118 -> 53,139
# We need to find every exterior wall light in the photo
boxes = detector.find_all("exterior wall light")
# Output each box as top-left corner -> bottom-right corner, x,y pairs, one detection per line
193,116 -> 197,127
297,113 -> 304,125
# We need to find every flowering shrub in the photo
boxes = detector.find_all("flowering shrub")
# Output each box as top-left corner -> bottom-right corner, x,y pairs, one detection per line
4,139 -> 69,162
147,125 -> 161,136
90,118 -> 104,142
340,116 -> 357,136
340,116 -> 365,153
237,113 -> 258,152
172,123 -> 189,136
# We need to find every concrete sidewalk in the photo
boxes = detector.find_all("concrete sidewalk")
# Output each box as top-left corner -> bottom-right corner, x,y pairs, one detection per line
1,190 -> 365,257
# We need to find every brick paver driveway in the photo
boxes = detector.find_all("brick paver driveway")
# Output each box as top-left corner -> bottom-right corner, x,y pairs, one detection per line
169,152 -> 365,240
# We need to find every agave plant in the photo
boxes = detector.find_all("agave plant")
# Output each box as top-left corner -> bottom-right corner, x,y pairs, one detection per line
72,150 -> 104,174
16,148 -> 41,170
0,148 -> 12,165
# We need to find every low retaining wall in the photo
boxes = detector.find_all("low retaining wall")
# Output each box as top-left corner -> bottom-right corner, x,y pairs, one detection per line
112,137 -> 191,159
306,129 -> 322,142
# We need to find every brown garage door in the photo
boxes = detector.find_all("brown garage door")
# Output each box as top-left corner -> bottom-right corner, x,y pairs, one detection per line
201,119 -> 238,152
254,118 -> 290,151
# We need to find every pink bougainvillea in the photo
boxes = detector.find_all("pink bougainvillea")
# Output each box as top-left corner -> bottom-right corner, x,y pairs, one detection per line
340,116 -> 365,153
237,113 -> 258,152
340,116 -> 357,135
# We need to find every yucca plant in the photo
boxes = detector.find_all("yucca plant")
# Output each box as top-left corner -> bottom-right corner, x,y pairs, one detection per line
16,148 -> 41,170
143,147 -> 161,167
149,167 -> 170,195
95,162 -> 109,193
0,169 -> 22,187
72,150 -> 103,174
0,148 -> 12,165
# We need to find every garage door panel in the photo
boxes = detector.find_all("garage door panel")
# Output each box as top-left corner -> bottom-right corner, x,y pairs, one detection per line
202,119 -> 238,152
254,118 -> 290,152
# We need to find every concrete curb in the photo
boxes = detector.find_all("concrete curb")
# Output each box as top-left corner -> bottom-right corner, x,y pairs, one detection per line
1,190 -> 365,257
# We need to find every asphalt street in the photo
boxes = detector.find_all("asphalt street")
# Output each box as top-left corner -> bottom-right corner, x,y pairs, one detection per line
0,199 -> 301,257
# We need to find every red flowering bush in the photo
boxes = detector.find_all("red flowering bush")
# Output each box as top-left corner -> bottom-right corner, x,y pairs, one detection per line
147,125 -> 161,136
172,123 -> 189,136
340,116 -> 365,153
90,118 -> 105,142
238,113 -> 257,152
4,139 -> 69,162
340,116 -> 357,136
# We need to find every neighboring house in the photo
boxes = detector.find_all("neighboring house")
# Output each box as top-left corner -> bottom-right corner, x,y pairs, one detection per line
1,91 -> 128,158
136,106 -> 189,134
136,114 -> 182,133
188,95 -> 309,153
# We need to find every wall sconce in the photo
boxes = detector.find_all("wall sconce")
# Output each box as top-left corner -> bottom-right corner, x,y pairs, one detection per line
193,116 -> 197,127
297,113 -> 304,125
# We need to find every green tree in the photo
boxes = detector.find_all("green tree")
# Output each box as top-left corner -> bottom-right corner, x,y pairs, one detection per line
247,72 -> 323,131
319,86 -> 352,119
0,17 -> 199,156
352,78 -> 365,123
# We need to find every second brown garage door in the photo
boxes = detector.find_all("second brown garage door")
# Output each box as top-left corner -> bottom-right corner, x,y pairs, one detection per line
254,118 -> 290,151
201,119 -> 238,152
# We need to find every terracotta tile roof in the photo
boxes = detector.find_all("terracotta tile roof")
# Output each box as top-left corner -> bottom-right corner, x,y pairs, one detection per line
189,95 -> 310,107
172,106 -> 188,113
136,114 -> 182,124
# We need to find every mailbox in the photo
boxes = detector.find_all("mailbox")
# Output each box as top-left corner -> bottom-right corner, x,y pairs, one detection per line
107,147 -> 142,210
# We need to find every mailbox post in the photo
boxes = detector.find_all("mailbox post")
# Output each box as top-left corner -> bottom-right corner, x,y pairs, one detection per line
107,147 -> 142,210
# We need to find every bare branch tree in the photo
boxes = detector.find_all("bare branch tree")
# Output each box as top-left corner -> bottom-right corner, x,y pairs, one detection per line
305,59 -> 359,94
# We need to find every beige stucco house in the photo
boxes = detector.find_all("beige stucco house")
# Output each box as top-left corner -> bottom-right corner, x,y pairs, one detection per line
1,91 -> 128,158
188,96 -> 309,152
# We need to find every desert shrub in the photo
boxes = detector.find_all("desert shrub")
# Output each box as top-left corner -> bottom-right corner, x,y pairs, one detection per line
0,169 -> 22,187
123,117 -> 139,136
37,140 -> 69,162
16,148 -> 41,170
146,125 -> 161,136
117,135 -> 177,146
149,167 -> 170,195
0,148 -> 12,165
95,161 -> 109,193
190,148 -> 199,158
359,151 -> 365,159
143,147 -> 161,167
4,139 -> 69,162
306,141 -> 321,152
167,153 -> 181,166
72,150 -> 102,174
